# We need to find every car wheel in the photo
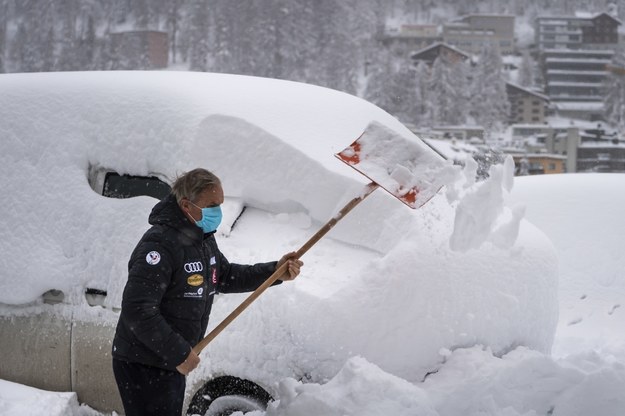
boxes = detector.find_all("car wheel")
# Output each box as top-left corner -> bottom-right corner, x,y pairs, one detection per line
187,375 -> 272,416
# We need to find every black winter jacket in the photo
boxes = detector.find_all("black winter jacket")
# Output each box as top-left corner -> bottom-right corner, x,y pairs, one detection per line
112,194 -> 278,371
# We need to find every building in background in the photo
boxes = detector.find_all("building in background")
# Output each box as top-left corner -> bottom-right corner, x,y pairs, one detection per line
410,42 -> 471,66
535,12 -> 622,121
535,12 -> 620,51
506,82 -> 550,124
443,14 -> 515,54
541,48 -> 613,120
510,153 -> 566,175
109,30 -> 169,70
575,124 -> 625,172
376,24 -> 441,58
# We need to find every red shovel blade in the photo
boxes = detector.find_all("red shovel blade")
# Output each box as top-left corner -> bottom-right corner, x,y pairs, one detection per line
336,122 -> 448,209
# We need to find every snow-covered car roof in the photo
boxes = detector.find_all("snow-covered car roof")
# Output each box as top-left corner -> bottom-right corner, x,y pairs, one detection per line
0,71 -> 558,384
0,71 -> 411,304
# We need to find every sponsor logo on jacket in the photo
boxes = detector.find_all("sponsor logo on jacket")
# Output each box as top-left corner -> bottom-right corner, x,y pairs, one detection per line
184,261 -> 203,273
183,288 -> 204,299
187,274 -> 204,287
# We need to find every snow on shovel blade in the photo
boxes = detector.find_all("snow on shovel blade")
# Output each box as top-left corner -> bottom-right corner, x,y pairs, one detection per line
336,122 -> 449,209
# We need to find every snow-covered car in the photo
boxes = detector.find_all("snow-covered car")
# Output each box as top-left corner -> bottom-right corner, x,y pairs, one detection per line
0,71 -> 559,415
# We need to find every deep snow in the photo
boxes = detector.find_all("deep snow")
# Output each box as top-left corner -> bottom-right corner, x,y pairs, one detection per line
1,72 -> 619,415
2,173 -> 623,416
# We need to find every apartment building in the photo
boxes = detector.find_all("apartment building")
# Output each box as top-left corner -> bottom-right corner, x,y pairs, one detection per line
535,12 -> 620,51
506,82 -> 550,124
535,12 -> 621,119
541,48 -> 613,120
376,24 -> 441,56
443,14 -> 515,54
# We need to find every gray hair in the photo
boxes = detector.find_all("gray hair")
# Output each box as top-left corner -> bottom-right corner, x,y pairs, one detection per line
171,168 -> 221,203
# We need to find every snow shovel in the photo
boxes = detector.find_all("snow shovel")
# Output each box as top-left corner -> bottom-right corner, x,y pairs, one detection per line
193,121 -> 448,355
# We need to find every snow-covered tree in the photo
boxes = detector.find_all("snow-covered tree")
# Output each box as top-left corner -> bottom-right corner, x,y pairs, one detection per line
448,59 -> 472,124
470,44 -> 510,134
427,54 -> 472,126
385,58 -> 418,123
306,0 -> 361,94
363,48 -> 392,109
56,0 -> 79,71
0,2 -> 7,73
414,60 -> 433,126
166,0 -> 184,64
604,47 -> 625,133
188,0 -> 210,72
518,49 -> 535,88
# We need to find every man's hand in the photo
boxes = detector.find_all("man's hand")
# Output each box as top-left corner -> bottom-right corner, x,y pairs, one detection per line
277,252 -> 303,281
176,349 -> 200,375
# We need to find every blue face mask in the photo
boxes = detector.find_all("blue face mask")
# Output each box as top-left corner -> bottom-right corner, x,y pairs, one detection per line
190,202 -> 222,234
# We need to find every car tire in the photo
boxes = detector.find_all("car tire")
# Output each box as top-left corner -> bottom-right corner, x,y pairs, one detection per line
187,375 -> 272,416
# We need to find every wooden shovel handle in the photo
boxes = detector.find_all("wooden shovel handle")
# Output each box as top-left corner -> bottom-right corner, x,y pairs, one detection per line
193,182 -> 379,355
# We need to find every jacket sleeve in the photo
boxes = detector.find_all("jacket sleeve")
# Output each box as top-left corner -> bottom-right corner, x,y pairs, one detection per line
120,242 -> 191,368
217,249 -> 281,294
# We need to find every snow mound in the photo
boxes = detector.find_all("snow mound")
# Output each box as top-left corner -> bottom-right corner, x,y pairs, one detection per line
448,156 -> 524,252
0,379 -> 80,416
266,357 -> 438,416
202,161 -> 558,385
263,347 -> 625,416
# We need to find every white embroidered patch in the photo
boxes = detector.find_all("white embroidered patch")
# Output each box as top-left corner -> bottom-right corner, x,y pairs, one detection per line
146,251 -> 161,265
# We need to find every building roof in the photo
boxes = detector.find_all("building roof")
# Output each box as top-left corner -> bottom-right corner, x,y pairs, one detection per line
411,41 -> 472,60
554,102 -> 604,111
422,138 -> 478,161
536,12 -> 622,25
543,49 -> 614,56
451,14 -> 516,22
506,82 -> 550,101
590,12 -> 623,25
507,152 -> 568,159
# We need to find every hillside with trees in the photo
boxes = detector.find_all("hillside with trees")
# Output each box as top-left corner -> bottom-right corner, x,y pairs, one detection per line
1,0 -> 624,129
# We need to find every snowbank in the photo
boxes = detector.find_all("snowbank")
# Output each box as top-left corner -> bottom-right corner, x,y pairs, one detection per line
509,173 -> 625,357
263,345 -> 625,416
0,379 -> 80,416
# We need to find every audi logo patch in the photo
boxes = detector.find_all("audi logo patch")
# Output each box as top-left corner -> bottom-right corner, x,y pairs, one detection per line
184,261 -> 204,273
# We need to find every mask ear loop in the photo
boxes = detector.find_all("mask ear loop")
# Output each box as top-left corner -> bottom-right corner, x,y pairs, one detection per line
185,200 -> 201,223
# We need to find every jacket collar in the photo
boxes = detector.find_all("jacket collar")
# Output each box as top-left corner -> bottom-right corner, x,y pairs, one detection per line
148,194 -> 207,243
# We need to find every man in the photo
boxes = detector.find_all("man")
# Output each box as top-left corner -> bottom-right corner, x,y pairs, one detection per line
112,168 -> 302,415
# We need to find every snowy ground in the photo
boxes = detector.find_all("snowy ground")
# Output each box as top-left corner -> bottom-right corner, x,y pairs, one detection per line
0,72 -> 622,415
1,173 -> 623,416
